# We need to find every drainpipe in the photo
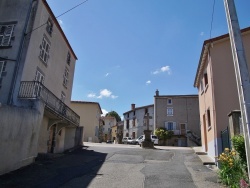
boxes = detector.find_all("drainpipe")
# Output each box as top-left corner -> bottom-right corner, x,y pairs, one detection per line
8,0 -> 35,105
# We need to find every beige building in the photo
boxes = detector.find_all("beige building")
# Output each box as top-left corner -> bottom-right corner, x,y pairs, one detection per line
154,90 -> 200,146
101,115 -> 117,142
0,0 -> 80,174
194,27 -> 250,160
70,101 -> 102,143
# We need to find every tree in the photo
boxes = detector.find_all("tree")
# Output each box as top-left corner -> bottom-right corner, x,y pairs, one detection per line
105,111 -> 121,122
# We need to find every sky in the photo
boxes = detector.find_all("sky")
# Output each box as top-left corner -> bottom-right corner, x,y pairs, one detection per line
46,0 -> 250,119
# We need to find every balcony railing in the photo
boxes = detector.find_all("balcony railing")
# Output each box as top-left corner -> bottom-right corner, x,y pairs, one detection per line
18,81 -> 80,126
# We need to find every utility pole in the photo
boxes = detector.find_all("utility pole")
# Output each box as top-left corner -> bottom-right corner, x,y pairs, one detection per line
224,0 -> 250,180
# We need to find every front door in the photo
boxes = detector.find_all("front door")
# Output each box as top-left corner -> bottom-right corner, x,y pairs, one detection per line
203,114 -> 208,152
180,123 -> 186,135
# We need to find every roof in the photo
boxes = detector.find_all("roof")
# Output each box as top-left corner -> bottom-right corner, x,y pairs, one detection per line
123,104 -> 154,115
194,26 -> 250,87
42,0 -> 77,60
154,94 -> 198,98
71,101 -> 102,114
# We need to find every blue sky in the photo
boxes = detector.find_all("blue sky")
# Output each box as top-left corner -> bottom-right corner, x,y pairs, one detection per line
47,0 -> 250,119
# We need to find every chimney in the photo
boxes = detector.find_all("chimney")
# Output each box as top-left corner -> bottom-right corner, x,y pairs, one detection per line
155,89 -> 159,96
131,104 -> 135,110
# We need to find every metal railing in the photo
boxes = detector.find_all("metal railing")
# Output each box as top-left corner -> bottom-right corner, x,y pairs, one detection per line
18,81 -> 80,126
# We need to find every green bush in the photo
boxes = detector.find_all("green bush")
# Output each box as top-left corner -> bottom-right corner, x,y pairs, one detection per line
231,135 -> 247,169
154,128 -> 173,140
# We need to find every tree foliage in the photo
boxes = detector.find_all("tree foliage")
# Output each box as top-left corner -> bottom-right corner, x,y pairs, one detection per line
154,128 -> 174,140
105,111 -> 121,122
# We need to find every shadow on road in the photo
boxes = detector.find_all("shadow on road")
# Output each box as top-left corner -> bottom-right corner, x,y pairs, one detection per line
0,146 -> 107,188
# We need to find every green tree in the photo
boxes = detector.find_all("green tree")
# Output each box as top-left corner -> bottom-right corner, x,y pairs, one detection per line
154,128 -> 174,140
106,111 -> 121,122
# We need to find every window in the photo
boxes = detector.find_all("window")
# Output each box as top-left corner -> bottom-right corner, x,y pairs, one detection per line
207,109 -> 211,128
46,19 -> 53,35
200,80 -> 204,92
63,67 -> 69,87
34,69 -> 45,96
133,110 -> 135,116
67,52 -> 71,65
145,108 -> 148,114
127,113 -> 129,118
0,24 -> 14,46
133,118 -> 135,127
165,122 -> 176,130
132,132 -> 135,139
167,98 -> 172,105
0,61 -> 7,88
167,107 -> 173,116
39,37 -> 50,64
61,92 -> 66,102
126,119 -> 129,129
204,73 -> 208,86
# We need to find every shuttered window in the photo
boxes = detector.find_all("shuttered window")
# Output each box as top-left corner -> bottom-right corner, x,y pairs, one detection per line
0,25 -> 14,46
39,37 -> 50,64
63,67 -> 69,87
0,61 -> 7,88
165,122 -> 177,130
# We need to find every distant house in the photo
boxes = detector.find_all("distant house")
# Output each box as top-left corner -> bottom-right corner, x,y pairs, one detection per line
70,101 -> 102,143
154,90 -> 200,146
194,27 -> 250,159
0,0 -> 79,174
101,115 -> 117,142
123,104 -> 154,139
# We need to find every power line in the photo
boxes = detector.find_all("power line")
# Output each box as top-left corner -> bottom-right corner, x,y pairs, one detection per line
26,0 -> 89,35
209,0 -> 216,40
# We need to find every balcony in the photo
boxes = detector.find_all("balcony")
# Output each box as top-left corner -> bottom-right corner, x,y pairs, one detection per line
18,81 -> 80,126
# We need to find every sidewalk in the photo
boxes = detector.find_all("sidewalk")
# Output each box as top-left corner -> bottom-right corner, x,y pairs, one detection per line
192,146 -> 216,166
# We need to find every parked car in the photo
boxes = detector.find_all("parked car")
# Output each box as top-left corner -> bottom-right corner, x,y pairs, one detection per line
127,138 -> 137,145
106,140 -> 112,144
122,137 -> 132,144
136,135 -> 159,145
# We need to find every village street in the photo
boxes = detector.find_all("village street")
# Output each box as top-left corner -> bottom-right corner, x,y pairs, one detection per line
0,143 -> 221,188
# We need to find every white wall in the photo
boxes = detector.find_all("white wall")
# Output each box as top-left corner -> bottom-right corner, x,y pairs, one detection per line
0,104 -> 43,175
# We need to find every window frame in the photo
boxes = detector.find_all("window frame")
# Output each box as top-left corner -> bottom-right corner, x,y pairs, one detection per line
0,61 -> 7,88
63,67 -> 69,87
46,19 -> 53,35
39,37 -> 50,65
0,24 -> 15,47
167,107 -> 173,116
167,98 -> 172,105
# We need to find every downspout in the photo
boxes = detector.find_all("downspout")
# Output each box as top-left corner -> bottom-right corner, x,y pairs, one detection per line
8,0 -> 35,105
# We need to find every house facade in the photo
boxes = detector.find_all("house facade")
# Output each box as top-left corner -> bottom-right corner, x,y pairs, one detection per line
101,115 -> 117,142
194,27 -> 250,160
70,101 -> 102,143
0,0 -> 79,174
154,90 -> 200,146
123,104 -> 154,139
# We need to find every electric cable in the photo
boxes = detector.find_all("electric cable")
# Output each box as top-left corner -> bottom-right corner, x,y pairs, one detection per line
26,0 -> 89,35
209,0 -> 216,40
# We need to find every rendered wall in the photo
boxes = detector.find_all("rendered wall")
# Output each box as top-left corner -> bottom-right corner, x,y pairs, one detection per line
0,104 -> 43,175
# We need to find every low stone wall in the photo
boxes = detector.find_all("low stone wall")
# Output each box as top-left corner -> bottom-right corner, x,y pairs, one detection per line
0,104 -> 43,175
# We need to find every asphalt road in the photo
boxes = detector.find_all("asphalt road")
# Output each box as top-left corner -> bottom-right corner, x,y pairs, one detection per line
0,143 -> 222,188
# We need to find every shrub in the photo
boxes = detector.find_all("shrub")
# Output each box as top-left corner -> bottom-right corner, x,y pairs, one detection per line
217,148 -> 248,188
154,128 -> 173,140
231,135 -> 247,170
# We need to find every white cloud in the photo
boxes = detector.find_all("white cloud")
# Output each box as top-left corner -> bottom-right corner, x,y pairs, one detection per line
146,80 -> 151,85
101,109 -> 108,116
58,19 -> 63,25
111,95 -> 118,99
152,66 -> 171,75
200,32 -> 204,36
88,89 -> 118,99
105,73 -> 110,77
87,93 -> 96,98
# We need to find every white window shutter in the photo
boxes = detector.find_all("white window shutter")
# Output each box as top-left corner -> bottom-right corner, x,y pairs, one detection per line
164,122 -> 168,129
173,122 -> 176,130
